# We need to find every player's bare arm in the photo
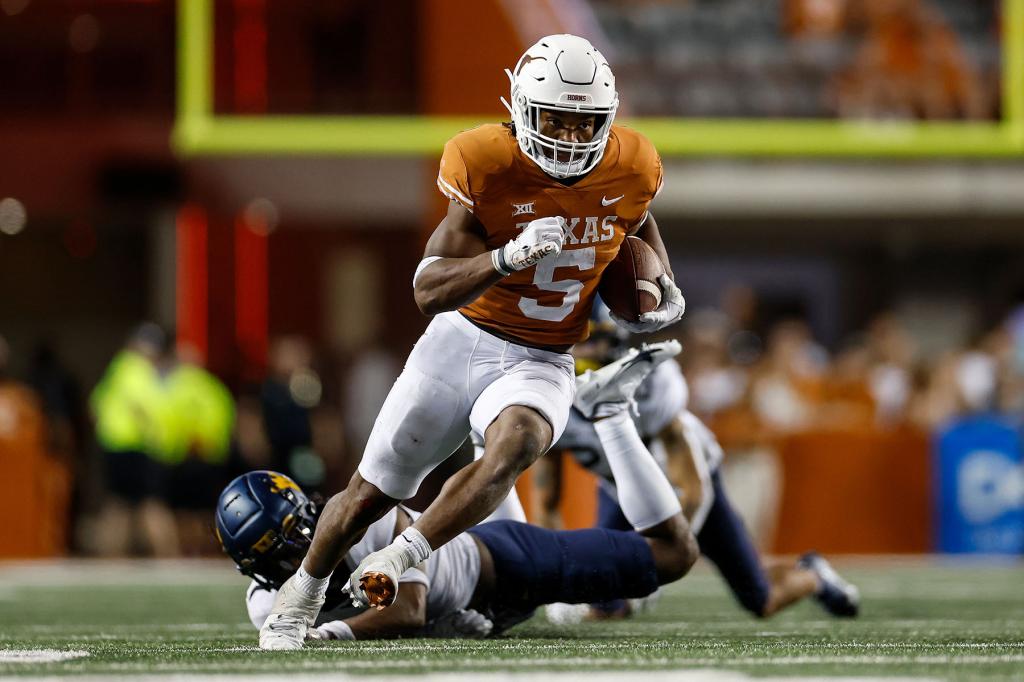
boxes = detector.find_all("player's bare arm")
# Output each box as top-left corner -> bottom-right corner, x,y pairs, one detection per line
414,201 -> 502,315
334,582 -> 428,640
658,415 -> 705,521
415,200 -> 568,315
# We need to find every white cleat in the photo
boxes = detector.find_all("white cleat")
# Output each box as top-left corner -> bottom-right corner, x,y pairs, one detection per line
545,602 -> 590,626
258,575 -> 325,651
345,544 -> 406,609
575,340 -> 682,419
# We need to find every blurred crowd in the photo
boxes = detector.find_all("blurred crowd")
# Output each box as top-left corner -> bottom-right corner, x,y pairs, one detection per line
678,290 -> 1024,452
817,0 -> 992,119
594,0 -> 999,119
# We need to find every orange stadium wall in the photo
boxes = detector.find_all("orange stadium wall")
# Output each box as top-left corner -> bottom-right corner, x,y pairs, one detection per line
516,429 -> 932,554
0,387 -> 71,558
419,0 -> 526,116
770,427 -> 932,554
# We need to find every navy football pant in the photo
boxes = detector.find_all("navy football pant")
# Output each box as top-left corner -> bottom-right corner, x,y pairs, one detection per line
597,471 -> 771,616
468,520 -> 660,631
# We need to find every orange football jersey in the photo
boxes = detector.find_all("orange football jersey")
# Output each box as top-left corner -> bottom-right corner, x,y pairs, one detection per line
437,124 -> 663,346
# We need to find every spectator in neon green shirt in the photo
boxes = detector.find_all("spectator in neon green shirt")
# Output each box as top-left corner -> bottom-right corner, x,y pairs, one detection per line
89,323 -> 179,557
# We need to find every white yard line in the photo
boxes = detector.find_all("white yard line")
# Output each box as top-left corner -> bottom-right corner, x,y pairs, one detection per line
0,649 -> 89,663
9,623 -> 251,633
24,653 -> 1018,673
203,640 -> 1022,654
2,673 -> 938,682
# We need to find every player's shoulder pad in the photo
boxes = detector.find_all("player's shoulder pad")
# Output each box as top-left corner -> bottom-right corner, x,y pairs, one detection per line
446,124 -> 518,179
610,125 -> 662,193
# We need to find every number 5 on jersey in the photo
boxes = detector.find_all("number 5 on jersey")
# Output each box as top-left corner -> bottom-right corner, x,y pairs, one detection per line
518,247 -> 596,322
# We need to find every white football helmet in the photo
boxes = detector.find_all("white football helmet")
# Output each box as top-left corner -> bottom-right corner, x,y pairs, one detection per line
503,34 -> 618,179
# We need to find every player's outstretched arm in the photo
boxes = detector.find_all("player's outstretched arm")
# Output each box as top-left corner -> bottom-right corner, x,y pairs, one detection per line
414,200 -> 567,315
315,581 -> 429,640
659,415 -> 705,522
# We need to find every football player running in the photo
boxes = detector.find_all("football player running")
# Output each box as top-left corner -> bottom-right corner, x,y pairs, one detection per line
219,343 -> 695,641
537,318 -> 860,623
258,34 -> 685,649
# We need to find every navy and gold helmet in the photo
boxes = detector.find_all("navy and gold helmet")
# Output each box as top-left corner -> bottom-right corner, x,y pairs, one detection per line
214,471 -> 318,590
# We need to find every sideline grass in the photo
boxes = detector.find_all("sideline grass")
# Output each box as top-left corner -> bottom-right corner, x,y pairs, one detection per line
0,558 -> 1021,680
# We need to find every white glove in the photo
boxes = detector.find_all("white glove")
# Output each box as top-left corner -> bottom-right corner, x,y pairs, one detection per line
610,274 -> 685,334
492,217 -> 567,275
423,608 -> 494,639
311,620 -> 355,641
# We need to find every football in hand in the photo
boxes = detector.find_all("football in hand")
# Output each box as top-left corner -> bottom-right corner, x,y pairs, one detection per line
598,236 -> 666,323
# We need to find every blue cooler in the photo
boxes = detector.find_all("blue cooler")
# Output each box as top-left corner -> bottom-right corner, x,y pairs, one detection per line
935,415 -> 1024,554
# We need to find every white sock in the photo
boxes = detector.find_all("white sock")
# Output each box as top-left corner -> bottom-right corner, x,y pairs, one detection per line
293,564 -> 331,600
594,411 -> 682,531
394,527 -> 433,571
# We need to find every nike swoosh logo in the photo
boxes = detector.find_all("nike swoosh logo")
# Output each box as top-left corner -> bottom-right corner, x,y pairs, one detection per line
601,194 -> 624,206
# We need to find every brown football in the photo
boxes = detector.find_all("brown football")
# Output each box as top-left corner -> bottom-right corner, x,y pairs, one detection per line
598,236 -> 666,323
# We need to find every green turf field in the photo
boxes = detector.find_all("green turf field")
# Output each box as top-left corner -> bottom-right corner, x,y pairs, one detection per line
0,558 -> 1021,680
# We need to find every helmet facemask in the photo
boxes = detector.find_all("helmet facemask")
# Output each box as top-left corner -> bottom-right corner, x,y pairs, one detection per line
507,94 -> 617,179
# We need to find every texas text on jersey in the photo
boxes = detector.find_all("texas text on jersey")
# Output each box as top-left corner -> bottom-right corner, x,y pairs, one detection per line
438,124 -> 663,347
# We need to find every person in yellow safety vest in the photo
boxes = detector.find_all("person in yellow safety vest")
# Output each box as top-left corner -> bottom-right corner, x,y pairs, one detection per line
162,344 -> 236,555
88,323 -> 180,557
